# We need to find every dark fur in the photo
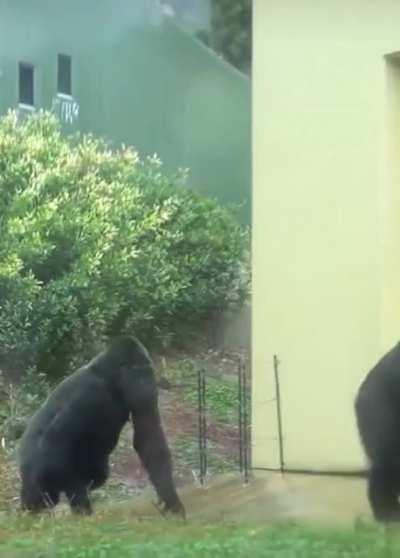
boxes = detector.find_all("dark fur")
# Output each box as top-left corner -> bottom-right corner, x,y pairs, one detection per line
18,336 -> 184,517
355,342 -> 400,522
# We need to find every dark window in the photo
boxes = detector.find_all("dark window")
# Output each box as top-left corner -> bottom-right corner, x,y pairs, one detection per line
19,63 -> 34,106
57,54 -> 72,96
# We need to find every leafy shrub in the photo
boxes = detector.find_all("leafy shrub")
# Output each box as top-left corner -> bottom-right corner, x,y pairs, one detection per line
0,111 -> 249,378
0,370 -> 50,444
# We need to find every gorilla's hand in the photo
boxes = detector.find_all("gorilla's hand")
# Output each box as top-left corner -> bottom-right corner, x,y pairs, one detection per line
156,497 -> 186,520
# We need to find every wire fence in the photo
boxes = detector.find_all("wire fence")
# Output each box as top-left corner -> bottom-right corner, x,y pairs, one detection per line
196,358 -> 251,486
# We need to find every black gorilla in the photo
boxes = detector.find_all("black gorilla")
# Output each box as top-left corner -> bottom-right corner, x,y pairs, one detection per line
355,342 -> 400,522
19,336 -> 185,517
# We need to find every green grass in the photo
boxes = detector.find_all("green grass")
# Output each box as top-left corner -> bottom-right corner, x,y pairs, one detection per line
165,358 -> 243,425
0,514 -> 399,558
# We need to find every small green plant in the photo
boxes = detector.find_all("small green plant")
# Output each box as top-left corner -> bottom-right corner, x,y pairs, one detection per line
163,358 -> 245,425
183,374 -> 239,425
204,378 -> 239,424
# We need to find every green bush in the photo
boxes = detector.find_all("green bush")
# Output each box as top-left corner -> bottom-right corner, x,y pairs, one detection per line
0,111 -> 249,378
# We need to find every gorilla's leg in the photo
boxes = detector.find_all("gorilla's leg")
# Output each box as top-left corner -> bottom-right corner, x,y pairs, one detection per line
90,459 -> 110,490
132,411 -> 185,518
21,480 -> 60,513
368,464 -> 400,522
65,483 -> 92,515
356,386 -> 400,521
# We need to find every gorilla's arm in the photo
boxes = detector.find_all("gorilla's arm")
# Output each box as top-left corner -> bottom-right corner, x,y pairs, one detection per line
122,365 -> 184,516
132,407 -> 184,516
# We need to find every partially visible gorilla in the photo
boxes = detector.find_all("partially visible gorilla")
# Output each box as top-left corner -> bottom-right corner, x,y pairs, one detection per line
19,336 -> 185,517
355,342 -> 400,522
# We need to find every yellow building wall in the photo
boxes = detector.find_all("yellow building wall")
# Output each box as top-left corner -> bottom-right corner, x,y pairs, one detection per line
252,1 -> 400,472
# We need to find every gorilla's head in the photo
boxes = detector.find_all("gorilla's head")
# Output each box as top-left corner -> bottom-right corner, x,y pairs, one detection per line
106,336 -> 152,368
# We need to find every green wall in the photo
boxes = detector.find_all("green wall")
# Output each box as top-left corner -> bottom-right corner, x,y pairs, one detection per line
0,0 -> 250,222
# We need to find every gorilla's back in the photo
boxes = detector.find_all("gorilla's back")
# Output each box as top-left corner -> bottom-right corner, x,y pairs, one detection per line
18,366 -> 110,466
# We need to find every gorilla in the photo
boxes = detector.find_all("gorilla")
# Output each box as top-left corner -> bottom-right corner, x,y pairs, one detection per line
18,336 -> 185,517
355,342 -> 400,522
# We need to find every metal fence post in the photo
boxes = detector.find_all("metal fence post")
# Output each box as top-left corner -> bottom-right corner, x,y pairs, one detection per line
238,358 -> 250,484
273,354 -> 285,473
197,367 -> 207,485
